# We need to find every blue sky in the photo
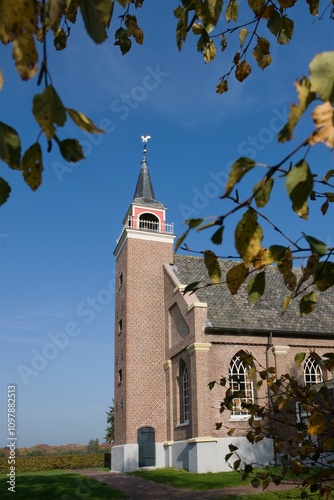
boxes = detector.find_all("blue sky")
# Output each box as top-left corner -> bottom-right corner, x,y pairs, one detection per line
0,3 -> 333,448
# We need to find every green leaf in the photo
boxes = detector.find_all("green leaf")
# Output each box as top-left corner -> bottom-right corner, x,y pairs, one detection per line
253,178 -> 274,208
226,262 -> 249,295
186,218 -> 204,229
300,291 -> 317,316
114,27 -> 132,55
268,245 -> 288,263
309,52 -> 334,103
32,86 -> 67,140
66,108 -> 105,134
200,0 -> 223,33
59,139 -> 85,163
224,157 -> 255,197
175,7 -> 188,50
54,28 -> 67,50
0,177 -> 11,206
225,0 -> 238,22
233,459 -> 241,470
204,250 -> 221,283
267,10 -> 282,37
247,271 -> 265,304
277,16 -> 294,45
294,352 -> 306,368
79,0 -> 113,44
21,143 -> 43,191
0,121 -> 21,169
228,443 -> 238,452
183,281 -> 202,294
324,169 -> 334,183
235,209 -> 263,265
211,225 -> 224,245
313,261 -> 334,291
302,233 -> 327,256
285,160 -> 313,217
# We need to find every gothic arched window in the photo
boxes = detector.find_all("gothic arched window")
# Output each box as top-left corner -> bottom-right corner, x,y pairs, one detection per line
304,356 -> 323,386
229,353 -> 254,417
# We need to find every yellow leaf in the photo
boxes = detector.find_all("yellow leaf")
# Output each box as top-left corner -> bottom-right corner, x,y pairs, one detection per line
204,40 -> 216,63
282,294 -> 292,312
12,34 -> 38,80
66,108 -> 105,134
253,247 -> 274,270
278,78 -> 316,143
308,412 -> 327,436
226,262 -> 249,294
0,0 -> 38,43
0,69 -> 3,90
235,210 -> 263,265
309,102 -> 334,149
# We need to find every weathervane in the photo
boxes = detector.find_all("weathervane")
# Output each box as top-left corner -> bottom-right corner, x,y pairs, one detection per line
141,135 -> 151,158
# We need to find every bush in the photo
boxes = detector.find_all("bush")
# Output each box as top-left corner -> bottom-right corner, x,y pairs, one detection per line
0,453 -> 107,473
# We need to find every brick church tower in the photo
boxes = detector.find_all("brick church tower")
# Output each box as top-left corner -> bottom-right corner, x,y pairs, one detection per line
111,138 -> 175,472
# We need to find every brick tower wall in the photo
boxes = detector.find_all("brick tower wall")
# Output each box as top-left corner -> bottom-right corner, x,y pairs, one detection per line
114,232 -> 174,445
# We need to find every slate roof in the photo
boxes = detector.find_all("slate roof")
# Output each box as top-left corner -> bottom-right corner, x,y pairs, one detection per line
132,159 -> 166,209
172,255 -> 334,336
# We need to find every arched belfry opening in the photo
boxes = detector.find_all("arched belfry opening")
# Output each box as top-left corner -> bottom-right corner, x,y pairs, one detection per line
139,212 -> 160,232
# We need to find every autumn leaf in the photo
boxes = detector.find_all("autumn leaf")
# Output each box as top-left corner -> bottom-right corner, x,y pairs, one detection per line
235,60 -> 251,81
285,159 -> 313,217
0,176 -> 11,206
226,262 -> 249,294
309,102 -> 334,149
224,157 -> 255,196
21,143 -> 43,191
204,250 -> 221,283
235,209 -> 263,265
309,51 -> 334,102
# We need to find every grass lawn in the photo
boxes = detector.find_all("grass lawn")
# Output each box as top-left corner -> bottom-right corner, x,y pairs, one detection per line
130,468 -> 306,499
0,470 -> 127,500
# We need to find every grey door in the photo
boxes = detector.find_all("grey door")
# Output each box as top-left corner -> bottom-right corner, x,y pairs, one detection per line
138,427 -> 155,467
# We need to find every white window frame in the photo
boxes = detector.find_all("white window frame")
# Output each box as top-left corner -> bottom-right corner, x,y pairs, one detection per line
229,354 -> 254,421
304,356 -> 323,386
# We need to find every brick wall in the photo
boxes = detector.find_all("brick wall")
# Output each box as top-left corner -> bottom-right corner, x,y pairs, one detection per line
114,232 -> 174,445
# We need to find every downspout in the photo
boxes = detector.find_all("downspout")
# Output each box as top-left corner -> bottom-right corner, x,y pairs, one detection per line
265,331 -> 277,465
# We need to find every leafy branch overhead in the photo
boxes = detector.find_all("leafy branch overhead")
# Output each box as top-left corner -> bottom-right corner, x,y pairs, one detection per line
0,0 -> 332,206
211,351 -> 334,497
176,52 -> 334,316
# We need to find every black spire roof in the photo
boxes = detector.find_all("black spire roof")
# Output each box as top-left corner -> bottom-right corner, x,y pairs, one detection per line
132,158 -> 166,209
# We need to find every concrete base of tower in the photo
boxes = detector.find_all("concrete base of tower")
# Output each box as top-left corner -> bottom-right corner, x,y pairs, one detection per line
110,443 -> 166,472
111,437 -> 275,473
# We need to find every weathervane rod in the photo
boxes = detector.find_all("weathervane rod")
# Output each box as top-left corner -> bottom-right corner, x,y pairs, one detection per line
141,135 -> 151,159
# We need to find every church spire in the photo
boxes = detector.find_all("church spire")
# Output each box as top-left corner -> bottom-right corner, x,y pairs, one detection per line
132,136 -> 166,209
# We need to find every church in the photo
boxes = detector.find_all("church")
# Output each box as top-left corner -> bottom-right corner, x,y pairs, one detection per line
111,142 -> 334,473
